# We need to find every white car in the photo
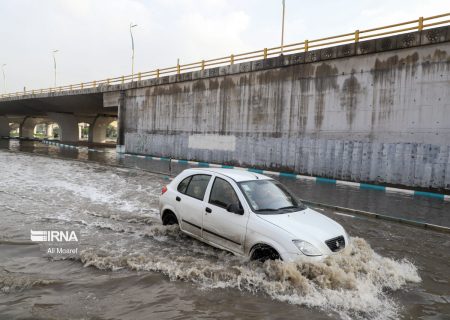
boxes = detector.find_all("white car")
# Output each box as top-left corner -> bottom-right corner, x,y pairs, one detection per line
159,168 -> 349,262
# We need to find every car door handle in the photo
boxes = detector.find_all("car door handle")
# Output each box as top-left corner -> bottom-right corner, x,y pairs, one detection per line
176,196 -> 181,202
205,207 -> 212,213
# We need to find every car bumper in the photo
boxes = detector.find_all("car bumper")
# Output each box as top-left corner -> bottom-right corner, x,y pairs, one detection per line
281,248 -> 348,262
281,251 -> 326,262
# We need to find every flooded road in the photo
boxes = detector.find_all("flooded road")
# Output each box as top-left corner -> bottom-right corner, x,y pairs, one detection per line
1,149 -> 449,320
3,139 -> 450,228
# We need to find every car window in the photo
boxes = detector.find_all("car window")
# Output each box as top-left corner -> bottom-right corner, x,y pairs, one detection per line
184,174 -> 211,200
238,179 -> 305,213
209,177 -> 241,209
177,176 -> 191,194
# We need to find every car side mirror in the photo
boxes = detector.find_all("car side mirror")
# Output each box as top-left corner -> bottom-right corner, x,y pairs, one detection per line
227,203 -> 244,215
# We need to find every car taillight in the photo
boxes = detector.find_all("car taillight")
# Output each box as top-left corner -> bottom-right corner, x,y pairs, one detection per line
161,186 -> 168,195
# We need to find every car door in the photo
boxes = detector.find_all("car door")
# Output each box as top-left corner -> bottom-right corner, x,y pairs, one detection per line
175,174 -> 212,238
202,175 -> 249,255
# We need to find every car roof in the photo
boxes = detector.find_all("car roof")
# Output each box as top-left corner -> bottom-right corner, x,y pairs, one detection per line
181,168 -> 272,182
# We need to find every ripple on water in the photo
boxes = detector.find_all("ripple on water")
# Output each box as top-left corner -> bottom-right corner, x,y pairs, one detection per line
0,268 -> 58,294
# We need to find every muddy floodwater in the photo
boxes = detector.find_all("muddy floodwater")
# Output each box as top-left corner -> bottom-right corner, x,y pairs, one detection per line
0,150 -> 449,320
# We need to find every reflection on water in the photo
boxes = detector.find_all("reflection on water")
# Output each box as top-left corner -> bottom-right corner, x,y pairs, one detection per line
1,139 -> 120,165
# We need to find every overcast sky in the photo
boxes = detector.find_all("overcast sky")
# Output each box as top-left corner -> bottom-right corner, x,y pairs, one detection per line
0,0 -> 448,93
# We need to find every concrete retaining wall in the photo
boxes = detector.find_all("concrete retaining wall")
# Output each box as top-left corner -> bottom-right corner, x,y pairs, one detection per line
122,29 -> 450,190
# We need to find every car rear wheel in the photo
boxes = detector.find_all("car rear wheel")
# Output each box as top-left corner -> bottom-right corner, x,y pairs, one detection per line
162,211 -> 178,225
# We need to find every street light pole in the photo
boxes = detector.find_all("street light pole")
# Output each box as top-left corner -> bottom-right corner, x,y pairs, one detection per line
130,23 -> 138,81
281,0 -> 286,54
52,50 -> 59,87
1,64 -> 6,94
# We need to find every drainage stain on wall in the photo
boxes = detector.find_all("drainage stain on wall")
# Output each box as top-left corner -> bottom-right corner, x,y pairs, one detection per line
123,42 -> 450,190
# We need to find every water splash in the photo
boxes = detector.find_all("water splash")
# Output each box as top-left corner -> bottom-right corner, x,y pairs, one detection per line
78,236 -> 420,320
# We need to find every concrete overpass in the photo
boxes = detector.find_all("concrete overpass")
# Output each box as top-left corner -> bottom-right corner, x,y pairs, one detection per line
1,17 -> 449,189
0,91 -> 117,142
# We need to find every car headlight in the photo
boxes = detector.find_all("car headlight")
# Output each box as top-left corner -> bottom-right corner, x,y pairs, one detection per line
292,240 -> 322,256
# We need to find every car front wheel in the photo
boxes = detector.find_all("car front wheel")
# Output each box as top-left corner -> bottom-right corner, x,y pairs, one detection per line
250,244 -> 281,262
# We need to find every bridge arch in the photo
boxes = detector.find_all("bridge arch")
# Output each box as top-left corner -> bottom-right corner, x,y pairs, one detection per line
20,115 -> 76,141
20,117 -> 46,139
46,113 -> 79,142
89,116 -> 117,143
19,117 -> 60,140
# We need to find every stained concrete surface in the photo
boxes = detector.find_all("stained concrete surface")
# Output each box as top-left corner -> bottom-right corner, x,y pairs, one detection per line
122,39 -> 450,189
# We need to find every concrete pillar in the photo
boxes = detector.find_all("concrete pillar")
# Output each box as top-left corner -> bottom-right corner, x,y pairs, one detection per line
47,113 -> 79,142
90,116 -> 117,143
20,117 -> 40,139
103,91 -> 123,150
46,123 -> 55,138
117,91 -> 126,152
0,116 -> 9,137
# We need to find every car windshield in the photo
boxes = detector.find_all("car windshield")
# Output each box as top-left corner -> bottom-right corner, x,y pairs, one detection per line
238,179 -> 306,213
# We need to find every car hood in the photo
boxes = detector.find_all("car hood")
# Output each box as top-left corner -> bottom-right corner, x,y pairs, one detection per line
256,207 -> 345,243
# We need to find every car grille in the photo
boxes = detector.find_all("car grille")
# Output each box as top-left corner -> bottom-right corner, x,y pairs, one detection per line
325,236 -> 345,252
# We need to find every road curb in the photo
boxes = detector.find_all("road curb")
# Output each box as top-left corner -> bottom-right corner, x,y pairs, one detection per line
122,152 -> 450,202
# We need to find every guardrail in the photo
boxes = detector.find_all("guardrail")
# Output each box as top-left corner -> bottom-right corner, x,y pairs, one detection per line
1,12 -> 449,99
